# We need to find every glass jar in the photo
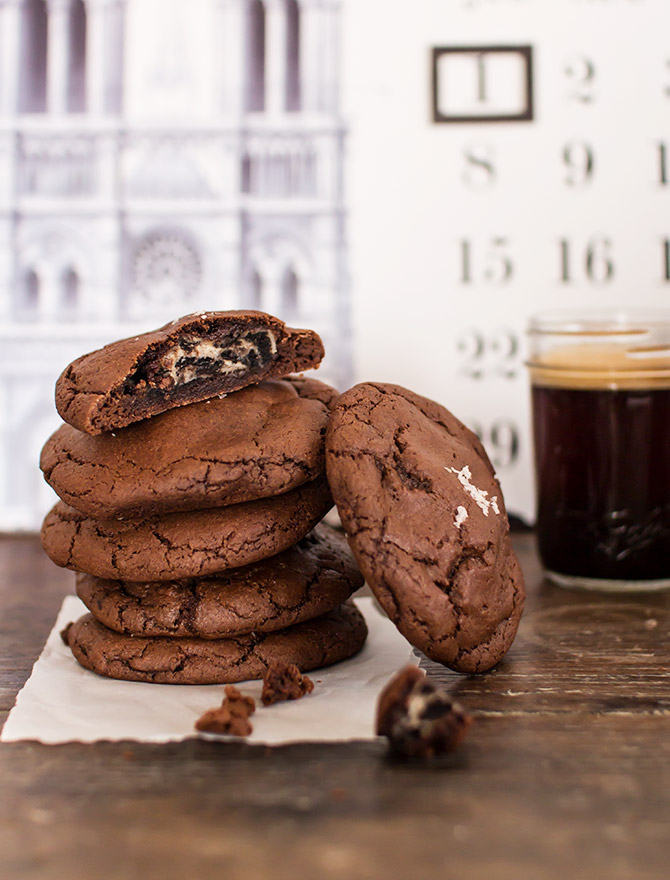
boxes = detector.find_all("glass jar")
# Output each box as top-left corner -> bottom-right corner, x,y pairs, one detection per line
528,310 -> 670,591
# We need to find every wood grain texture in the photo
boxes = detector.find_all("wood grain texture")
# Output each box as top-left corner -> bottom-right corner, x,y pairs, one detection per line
1,534 -> 669,880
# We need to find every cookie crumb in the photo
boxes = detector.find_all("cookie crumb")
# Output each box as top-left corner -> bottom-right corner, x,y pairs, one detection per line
261,662 -> 314,706
376,666 -> 471,759
60,622 -> 73,646
223,684 -> 256,716
195,685 -> 256,737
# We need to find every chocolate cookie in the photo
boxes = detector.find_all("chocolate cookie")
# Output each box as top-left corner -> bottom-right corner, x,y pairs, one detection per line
75,525 -> 363,637
42,377 -> 336,519
62,601 -> 368,684
284,374 -> 340,409
325,382 -> 524,673
55,311 -> 325,435
41,477 -> 332,582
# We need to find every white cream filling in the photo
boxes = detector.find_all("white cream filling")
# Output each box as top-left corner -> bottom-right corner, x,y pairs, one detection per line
454,506 -> 468,529
406,691 -> 428,727
159,330 -> 277,385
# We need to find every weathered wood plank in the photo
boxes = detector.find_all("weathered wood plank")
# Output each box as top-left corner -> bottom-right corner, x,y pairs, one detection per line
2,534 -> 669,880
1,715 -> 669,880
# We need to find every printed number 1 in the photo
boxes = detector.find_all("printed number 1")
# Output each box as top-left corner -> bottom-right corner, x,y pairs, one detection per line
659,143 -> 668,186
476,53 -> 488,103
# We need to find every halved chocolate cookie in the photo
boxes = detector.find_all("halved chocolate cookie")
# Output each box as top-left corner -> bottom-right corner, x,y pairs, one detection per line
42,377 -> 337,519
41,477 -> 332,582
62,602 -> 368,685
55,311 -> 325,435
76,525 -> 363,637
325,382 -> 524,673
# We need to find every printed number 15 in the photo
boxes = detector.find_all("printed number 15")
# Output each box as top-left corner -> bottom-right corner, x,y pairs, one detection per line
460,239 -> 513,285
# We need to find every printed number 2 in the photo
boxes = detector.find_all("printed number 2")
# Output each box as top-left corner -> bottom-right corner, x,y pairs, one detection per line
565,56 -> 596,103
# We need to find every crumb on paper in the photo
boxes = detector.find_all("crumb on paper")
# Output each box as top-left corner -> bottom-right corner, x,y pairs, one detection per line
195,685 -> 256,737
261,662 -> 314,706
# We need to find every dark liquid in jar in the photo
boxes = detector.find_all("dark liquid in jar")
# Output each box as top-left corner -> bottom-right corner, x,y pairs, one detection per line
532,385 -> 670,580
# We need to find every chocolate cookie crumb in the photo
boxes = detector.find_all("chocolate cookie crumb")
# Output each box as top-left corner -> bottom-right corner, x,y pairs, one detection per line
261,662 -> 314,706
223,685 -> 256,716
195,685 -> 256,737
376,666 -> 471,759
195,707 -> 252,737
60,622 -> 73,646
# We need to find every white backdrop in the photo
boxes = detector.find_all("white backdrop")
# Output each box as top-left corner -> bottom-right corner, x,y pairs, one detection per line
344,0 -> 670,521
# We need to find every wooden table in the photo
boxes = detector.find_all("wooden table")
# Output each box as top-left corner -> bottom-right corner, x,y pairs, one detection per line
1,533 -> 669,880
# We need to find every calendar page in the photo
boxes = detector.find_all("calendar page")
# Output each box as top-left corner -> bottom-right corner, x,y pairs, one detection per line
344,0 -> 669,522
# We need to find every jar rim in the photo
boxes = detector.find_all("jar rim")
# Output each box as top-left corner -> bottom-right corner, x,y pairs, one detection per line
528,308 -> 670,335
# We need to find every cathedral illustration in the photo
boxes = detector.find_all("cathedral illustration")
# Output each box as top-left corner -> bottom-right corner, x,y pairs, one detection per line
0,0 -> 349,530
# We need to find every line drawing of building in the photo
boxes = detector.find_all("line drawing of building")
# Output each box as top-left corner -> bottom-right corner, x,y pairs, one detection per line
0,0 -> 350,530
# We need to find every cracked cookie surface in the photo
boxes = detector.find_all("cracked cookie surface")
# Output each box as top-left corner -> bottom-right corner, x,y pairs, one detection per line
41,477 -> 333,582
42,377 -> 337,519
55,311 -> 325,435
325,382 -> 524,673
76,524 -> 363,637
62,601 -> 368,685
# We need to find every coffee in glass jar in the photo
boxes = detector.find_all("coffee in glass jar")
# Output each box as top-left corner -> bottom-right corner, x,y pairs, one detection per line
528,311 -> 670,591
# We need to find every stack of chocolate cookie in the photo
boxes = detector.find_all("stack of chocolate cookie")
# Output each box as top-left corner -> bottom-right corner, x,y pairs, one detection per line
40,311 -> 367,684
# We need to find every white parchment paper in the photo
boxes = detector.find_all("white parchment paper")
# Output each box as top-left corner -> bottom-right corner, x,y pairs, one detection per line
1,596 -> 417,745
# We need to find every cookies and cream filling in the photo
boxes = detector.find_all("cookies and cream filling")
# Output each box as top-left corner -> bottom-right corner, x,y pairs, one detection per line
404,683 -> 455,730
135,328 -> 278,390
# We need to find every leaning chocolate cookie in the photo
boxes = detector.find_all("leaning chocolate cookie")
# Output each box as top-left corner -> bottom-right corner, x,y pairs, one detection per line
62,602 -> 368,685
55,311 -> 325,434
42,377 -> 336,519
325,382 -> 524,673
41,477 -> 332,582
76,525 -> 363,637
